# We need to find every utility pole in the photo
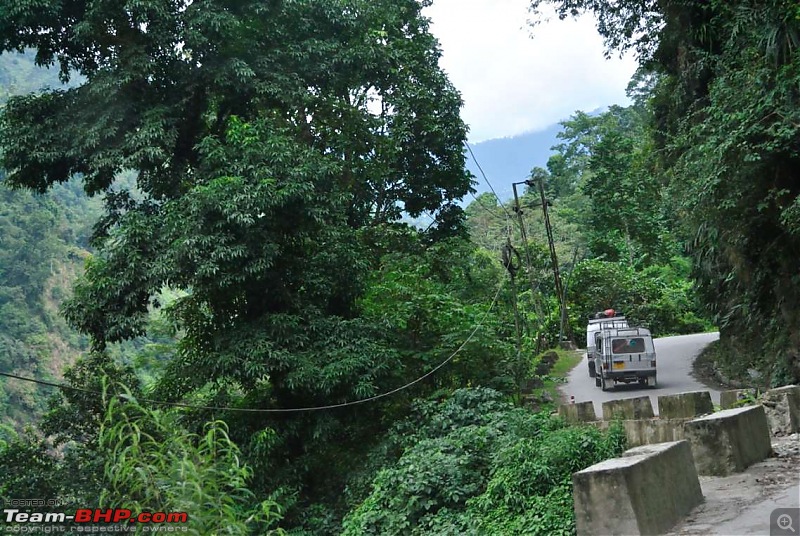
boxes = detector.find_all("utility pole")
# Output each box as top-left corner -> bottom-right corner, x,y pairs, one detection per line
512,182 -> 537,300
512,181 -> 545,353
560,245 -> 580,345
536,175 -> 572,344
502,237 -> 523,354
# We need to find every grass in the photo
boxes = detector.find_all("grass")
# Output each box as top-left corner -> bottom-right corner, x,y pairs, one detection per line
534,348 -> 583,404
549,348 -> 583,378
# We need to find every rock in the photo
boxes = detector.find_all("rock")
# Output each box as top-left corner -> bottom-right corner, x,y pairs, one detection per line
761,385 -> 800,435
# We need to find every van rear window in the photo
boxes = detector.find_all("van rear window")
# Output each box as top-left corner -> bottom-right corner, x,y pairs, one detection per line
612,338 -> 646,354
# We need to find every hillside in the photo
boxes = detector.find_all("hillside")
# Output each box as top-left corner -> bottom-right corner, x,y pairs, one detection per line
466,109 -> 605,200
0,52 -> 98,427
467,124 -> 561,199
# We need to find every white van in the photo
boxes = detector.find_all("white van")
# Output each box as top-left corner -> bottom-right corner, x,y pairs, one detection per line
585,312 -> 628,378
593,326 -> 657,391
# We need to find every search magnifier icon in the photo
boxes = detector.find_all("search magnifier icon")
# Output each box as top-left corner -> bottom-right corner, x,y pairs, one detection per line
778,514 -> 796,533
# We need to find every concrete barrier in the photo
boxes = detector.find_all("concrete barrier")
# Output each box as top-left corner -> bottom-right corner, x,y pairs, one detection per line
602,396 -> 655,420
761,385 -> 800,435
658,391 -> 713,419
684,405 -> 772,476
621,419 -> 686,447
558,401 -> 597,423
594,419 -> 687,448
719,388 -> 758,409
573,440 -> 703,535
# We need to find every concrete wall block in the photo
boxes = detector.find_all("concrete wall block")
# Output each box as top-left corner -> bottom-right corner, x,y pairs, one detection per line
622,419 -> 687,448
558,401 -> 597,423
761,385 -> 800,435
685,405 -> 772,476
657,391 -> 714,419
573,440 -> 703,536
719,388 -> 758,409
602,396 -> 655,421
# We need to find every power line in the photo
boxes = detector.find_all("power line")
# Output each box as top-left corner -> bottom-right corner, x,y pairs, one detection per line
0,279 -> 506,414
465,141 -> 514,221
0,371 -> 95,395
465,142 -> 515,241
468,191 -> 505,220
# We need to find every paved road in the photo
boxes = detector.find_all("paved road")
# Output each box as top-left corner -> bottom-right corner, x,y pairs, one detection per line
560,332 -> 721,416
667,434 -> 800,535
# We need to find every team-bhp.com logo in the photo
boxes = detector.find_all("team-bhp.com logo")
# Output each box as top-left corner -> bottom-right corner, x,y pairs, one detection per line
4,508 -> 188,524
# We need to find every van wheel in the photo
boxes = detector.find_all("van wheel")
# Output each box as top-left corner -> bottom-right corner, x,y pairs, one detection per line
595,375 -> 601,387
600,375 -> 608,391
589,362 -> 596,378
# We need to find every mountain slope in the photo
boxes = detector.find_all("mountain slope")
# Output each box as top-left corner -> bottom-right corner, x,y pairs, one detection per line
466,124 -> 561,200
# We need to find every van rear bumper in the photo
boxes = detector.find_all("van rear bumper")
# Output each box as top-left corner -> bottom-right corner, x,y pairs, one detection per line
606,369 -> 656,380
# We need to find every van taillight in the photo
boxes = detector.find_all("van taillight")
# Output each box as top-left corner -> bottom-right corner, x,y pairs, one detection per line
651,360 -> 656,367
603,363 -> 609,370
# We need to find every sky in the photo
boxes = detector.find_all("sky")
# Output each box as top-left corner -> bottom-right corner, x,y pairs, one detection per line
424,0 -> 639,143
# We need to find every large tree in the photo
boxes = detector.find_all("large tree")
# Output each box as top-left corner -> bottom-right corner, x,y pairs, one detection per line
0,0 -> 472,398
0,0 -> 481,529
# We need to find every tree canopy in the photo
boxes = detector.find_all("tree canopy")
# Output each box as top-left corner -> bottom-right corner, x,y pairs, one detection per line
0,0 -> 477,396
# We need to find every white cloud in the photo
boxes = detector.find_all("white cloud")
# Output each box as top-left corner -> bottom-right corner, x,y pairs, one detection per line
424,0 -> 638,142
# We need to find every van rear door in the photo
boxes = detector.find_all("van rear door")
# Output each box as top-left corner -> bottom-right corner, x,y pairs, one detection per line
609,331 -> 655,373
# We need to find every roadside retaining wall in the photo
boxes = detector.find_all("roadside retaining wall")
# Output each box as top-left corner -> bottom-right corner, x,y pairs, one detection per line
595,418 -> 687,448
573,440 -> 703,536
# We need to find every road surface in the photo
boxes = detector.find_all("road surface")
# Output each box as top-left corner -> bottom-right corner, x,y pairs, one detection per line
667,433 -> 800,535
560,332 -> 721,416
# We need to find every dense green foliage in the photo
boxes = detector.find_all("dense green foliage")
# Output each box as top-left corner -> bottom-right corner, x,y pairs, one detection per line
343,388 -> 626,535
0,178 -> 97,425
0,52 -> 166,427
0,1 -> 531,533
465,101 -> 714,341
99,394 -> 284,534
0,51 -> 97,426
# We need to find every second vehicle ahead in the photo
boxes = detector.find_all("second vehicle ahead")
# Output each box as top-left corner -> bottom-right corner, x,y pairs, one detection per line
585,309 -> 628,378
